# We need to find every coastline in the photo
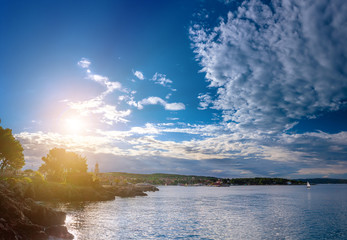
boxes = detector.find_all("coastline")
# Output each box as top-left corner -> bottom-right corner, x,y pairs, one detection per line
2,172 -> 345,239
0,182 -> 73,240
0,177 -> 158,240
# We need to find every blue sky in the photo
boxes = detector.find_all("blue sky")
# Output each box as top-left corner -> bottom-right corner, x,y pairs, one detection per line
1,0 -> 347,178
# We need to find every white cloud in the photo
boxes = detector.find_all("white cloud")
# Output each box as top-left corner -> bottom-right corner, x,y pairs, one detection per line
74,61 -> 186,123
93,105 -> 131,125
130,123 -> 161,135
190,0 -> 347,131
15,121 -> 347,177
198,93 -> 212,110
67,58 -> 131,125
167,117 -> 179,121
78,58 -> 122,95
134,70 -> 144,80
88,74 -> 108,84
77,58 -> 91,68
87,74 -> 122,94
137,97 -> 185,111
151,73 -> 173,88
165,102 -> 185,111
67,97 -> 131,125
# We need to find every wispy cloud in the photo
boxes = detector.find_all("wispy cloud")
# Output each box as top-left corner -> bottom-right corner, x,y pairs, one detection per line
134,70 -> 144,80
165,93 -> 172,99
167,117 -> 179,121
190,0 -> 347,131
64,58 -> 131,125
151,73 -> 175,91
198,93 -> 212,110
67,99 -> 131,125
137,96 -> 185,111
66,60 -> 188,125
77,58 -> 91,68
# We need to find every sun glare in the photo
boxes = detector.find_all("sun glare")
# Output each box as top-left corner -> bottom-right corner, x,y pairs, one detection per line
64,117 -> 86,134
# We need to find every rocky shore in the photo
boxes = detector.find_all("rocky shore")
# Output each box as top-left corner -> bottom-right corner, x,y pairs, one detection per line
0,178 -> 159,239
109,183 -> 159,198
10,179 -> 158,202
0,182 -> 73,240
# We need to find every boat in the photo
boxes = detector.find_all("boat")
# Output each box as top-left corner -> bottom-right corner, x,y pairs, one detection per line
307,181 -> 311,189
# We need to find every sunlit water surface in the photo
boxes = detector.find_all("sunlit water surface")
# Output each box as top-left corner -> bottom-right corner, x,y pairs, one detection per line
50,185 -> 347,239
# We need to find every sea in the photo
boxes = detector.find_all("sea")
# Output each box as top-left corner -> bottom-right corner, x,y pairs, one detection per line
50,184 -> 347,240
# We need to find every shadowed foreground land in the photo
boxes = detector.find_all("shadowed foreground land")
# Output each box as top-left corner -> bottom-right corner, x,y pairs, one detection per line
0,182 -> 73,240
0,176 -> 158,240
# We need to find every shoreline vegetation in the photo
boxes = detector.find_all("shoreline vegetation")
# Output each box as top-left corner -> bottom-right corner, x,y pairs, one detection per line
0,175 -> 159,240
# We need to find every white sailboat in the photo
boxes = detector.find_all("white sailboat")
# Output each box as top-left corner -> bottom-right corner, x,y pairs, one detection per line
307,181 -> 311,189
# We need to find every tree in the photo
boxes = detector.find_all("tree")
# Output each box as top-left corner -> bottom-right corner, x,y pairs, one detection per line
0,121 -> 24,173
39,148 -> 87,182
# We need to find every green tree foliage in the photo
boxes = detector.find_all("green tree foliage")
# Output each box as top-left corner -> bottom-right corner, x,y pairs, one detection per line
0,121 -> 24,173
39,148 -> 87,182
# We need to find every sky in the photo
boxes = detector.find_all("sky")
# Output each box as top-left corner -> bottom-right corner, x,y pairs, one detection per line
1,0 -> 347,178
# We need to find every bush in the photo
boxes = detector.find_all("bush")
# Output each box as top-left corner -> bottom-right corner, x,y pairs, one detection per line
22,177 -> 32,183
32,171 -> 45,182
66,173 -> 93,186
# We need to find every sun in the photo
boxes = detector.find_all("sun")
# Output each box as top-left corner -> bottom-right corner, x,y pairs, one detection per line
64,117 -> 86,134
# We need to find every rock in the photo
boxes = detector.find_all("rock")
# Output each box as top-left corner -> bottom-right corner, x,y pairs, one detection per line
111,184 -> 150,198
45,225 -> 74,239
14,222 -> 47,240
23,198 -> 66,226
0,218 -> 17,240
0,182 -> 73,240
135,183 -> 159,192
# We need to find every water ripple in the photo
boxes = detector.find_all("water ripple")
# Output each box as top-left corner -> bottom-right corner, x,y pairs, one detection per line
51,185 -> 347,240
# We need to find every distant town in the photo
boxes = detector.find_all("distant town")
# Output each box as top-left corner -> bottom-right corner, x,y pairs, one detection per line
97,172 -> 307,186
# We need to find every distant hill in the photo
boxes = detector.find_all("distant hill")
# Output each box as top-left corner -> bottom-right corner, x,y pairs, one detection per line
226,177 -> 304,185
106,172 -> 216,179
103,172 -> 305,185
296,178 -> 347,184
103,172 -> 218,185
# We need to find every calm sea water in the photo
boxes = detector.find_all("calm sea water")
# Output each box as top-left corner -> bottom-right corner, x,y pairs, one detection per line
51,185 -> 347,240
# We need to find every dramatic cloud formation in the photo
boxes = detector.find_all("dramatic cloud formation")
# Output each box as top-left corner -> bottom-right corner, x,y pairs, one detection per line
190,0 -> 347,131
16,121 -> 347,177
5,0 -> 346,178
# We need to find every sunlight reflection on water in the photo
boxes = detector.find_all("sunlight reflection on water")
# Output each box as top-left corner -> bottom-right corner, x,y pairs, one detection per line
51,185 -> 347,240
